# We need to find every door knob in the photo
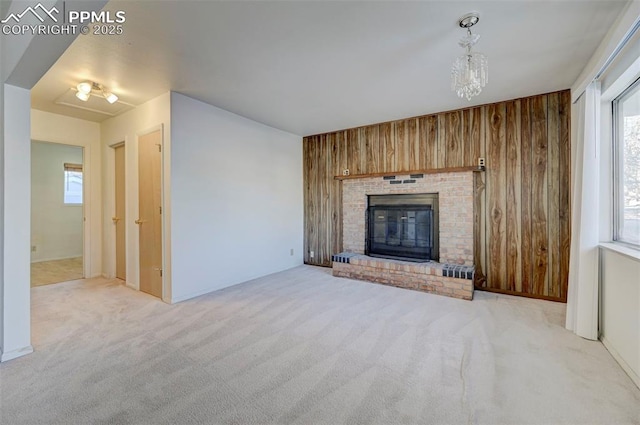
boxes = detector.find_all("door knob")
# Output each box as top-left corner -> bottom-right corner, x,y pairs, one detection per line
135,219 -> 143,225
112,216 -> 120,223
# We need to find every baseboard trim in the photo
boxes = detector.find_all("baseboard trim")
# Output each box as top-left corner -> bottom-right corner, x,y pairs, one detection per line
171,287 -> 217,304
31,255 -> 82,264
1,345 -> 34,362
601,336 -> 640,389
171,265 -> 305,304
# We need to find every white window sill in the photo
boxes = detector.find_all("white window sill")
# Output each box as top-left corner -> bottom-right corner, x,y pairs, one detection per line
599,242 -> 640,262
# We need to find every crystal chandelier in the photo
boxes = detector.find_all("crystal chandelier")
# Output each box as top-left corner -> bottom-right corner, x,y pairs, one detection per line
451,13 -> 488,101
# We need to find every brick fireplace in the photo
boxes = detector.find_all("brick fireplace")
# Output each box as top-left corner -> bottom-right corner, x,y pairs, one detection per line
332,170 -> 476,300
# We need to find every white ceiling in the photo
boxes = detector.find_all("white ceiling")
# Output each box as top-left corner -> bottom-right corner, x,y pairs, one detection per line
31,0 -> 628,136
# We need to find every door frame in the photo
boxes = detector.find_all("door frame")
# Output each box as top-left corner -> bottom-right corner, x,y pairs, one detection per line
111,141 -> 126,280
106,140 -> 126,281
31,139 -> 92,280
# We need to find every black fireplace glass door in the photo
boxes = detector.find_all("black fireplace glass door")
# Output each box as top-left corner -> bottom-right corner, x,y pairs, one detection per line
368,205 -> 433,261
415,210 -> 431,249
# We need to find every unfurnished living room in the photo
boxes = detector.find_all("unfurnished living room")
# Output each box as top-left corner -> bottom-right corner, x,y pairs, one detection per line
1,0 -> 640,424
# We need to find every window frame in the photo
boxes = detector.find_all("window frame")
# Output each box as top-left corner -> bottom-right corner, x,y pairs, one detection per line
612,75 -> 640,248
63,162 -> 83,206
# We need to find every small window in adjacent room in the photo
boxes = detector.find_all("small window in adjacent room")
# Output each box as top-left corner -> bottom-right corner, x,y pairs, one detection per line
63,163 -> 83,205
613,77 -> 640,247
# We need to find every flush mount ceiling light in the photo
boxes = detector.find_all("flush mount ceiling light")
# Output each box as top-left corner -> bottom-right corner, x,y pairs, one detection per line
75,81 -> 119,104
451,12 -> 488,101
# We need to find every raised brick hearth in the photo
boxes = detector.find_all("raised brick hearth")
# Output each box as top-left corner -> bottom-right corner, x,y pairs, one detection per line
333,170 -> 476,300
332,253 -> 474,300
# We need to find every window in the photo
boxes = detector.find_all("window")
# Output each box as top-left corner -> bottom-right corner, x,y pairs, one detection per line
613,77 -> 640,247
64,163 -> 83,205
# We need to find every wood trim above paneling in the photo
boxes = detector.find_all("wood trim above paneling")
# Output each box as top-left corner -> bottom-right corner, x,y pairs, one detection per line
334,166 -> 483,180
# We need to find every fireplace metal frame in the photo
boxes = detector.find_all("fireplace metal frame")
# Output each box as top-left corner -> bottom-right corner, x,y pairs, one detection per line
365,193 -> 439,262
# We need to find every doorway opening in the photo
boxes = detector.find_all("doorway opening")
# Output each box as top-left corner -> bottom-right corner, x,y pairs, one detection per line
30,141 -> 85,287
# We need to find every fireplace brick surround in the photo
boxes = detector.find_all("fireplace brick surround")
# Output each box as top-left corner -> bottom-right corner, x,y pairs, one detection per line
333,170 -> 476,300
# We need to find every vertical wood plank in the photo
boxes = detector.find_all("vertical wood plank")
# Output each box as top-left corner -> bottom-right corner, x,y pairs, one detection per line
478,106 -> 488,286
408,118 -> 420,171
506,100 -> 522,292
463,109 -> 471,167
395,119 -> 409,171
469,107 -> 482,167
340,130 -> 350,177
303,136 -> 312,264
445,111 -> 464,167
365,126 -> 380,174
324,134 -> 334,266
437,114 -> 446,168
318,134 -> 329,265
347,128 -> 364,175
358,127 -> 368,175
305,136 -> 320,265
474,172 -> 487,287
531,95 -> 549,295
520,98 -> 533,295
332,131 -> 347,256
379,122 -> 395,172
419,116 -> 438,169
418,116 -> 428,170
378,123 -> 388,173
302,137 -> 310,264
486,103 -> 507,290
559,91 -> 571,301
325,132 -> 342,265
547,93 -> 561,298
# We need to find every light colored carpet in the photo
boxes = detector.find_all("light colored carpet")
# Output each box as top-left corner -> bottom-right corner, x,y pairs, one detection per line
31,257 -> 83,287
1,265 -> 639,424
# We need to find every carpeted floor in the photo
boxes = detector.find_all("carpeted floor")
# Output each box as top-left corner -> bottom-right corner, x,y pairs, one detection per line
1,265 -> 639,424
31,257 -> 83,287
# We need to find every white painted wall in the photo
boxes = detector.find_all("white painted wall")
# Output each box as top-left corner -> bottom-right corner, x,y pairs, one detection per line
600,247 -> 640,388
31,110 -> 102,278
170,92 -> 303,303
31,142 -> 83,263
101,93 -> 171,300
0,84 -> 4,359
1,84 -> 33,361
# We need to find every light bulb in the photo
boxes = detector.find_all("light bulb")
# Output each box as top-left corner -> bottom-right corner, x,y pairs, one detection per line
75,91 -> 90,101
103,92 -> 118,104
76,81 -> 92,94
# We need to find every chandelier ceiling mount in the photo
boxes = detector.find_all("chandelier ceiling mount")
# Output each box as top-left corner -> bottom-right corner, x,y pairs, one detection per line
458,13 -> 480,29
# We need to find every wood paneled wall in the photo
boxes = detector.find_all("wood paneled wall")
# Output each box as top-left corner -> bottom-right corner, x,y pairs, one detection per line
303,90 -> 571,301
